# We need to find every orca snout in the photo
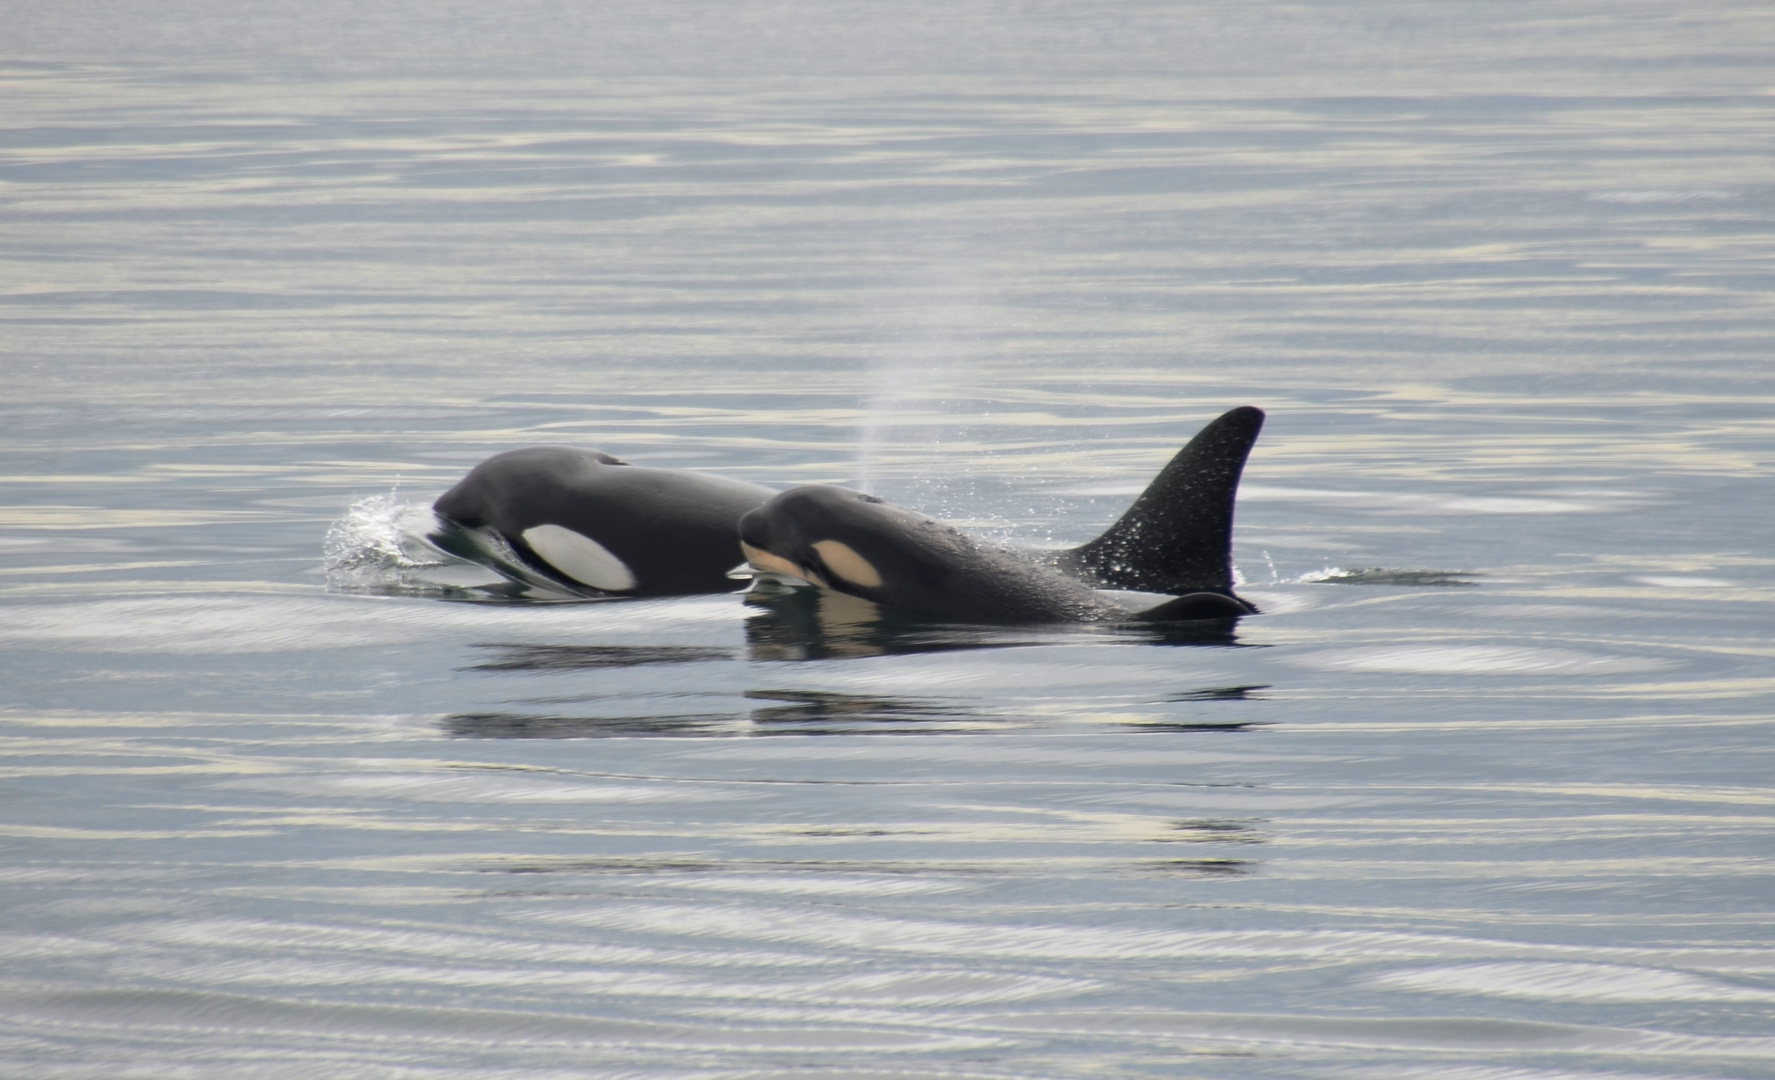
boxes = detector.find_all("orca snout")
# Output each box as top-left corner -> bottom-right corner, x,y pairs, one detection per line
741,487 -> 828,556
738,506 -> 775,552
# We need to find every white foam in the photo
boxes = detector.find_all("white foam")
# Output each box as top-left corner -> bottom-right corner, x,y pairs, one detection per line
1635,575 -> 1735,589
322,493 -> 448,586
1372,961 -> 1775,1003
525,905 -> 1562,963
1589,189 -> 1737,203
1297,646 -> 1668,676
0,593 -> 737,654
1239,485 -> 1617,515
658,875 -> 971,897
228,771 -> 710,804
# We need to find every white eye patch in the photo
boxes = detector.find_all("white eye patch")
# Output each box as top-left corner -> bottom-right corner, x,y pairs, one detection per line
520,524 -> 638,592
812,539 -> 882,589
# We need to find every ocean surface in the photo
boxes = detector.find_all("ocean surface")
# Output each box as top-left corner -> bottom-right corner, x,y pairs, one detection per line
3,2 -> 1774,1076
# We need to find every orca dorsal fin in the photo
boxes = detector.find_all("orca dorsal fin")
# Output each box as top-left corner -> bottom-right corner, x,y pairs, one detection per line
1057,405 -> 1264,595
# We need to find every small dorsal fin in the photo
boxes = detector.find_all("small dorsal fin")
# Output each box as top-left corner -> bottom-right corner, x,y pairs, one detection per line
1137,591 -> 1259,622
1058,406 -> 1264,595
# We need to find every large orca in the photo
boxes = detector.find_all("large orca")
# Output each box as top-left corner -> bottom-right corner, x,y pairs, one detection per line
737,406 -> 1264,623
429,447 -> 774,597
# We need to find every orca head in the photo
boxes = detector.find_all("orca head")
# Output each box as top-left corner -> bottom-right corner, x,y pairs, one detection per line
739,486 -> 951,604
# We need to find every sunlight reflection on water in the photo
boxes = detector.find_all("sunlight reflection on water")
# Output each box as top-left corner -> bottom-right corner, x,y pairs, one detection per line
2,1 -> 1774,1076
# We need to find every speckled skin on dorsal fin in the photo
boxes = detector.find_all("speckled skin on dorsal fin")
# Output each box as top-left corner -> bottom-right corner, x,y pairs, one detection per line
1056,406 -> 1264,596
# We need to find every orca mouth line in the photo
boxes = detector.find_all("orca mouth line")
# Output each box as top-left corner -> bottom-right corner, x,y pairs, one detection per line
739,541 -> 819,587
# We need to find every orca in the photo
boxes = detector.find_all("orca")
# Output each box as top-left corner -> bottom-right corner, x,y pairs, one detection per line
736,406 -> 1264,624
429,447 -> 773,597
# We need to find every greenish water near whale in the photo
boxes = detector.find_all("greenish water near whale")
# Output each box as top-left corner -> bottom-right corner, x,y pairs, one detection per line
3,2 -> 1774,1076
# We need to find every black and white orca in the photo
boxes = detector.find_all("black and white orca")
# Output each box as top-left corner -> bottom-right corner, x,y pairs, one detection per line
429,447 -> 773,597
737,406 -> 1264,623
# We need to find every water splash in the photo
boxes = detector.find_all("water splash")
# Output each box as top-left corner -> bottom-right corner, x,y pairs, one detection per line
322,491 -> 454,592
1296,566 -> 1481,587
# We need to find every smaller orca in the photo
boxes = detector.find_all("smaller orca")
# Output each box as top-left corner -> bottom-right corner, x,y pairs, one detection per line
430,447 -> 773,597
735,406 -> 1264,624
739,487 -> 1253,624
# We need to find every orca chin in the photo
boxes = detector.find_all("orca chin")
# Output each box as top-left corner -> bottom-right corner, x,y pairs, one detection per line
429,446 -> 774,597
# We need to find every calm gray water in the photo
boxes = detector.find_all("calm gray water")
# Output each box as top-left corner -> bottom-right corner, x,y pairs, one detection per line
3,3 -> 1774,1076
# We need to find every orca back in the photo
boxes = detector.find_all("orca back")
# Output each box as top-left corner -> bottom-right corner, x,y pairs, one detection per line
1057,405 -> 1264,595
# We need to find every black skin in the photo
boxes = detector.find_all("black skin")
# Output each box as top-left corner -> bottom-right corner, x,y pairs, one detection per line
1057,405 -> 1264,595
739,486 -> 1256,624
736,404 -> 1266,623
431,446 -> 773,596
430,405 -> 1264,609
